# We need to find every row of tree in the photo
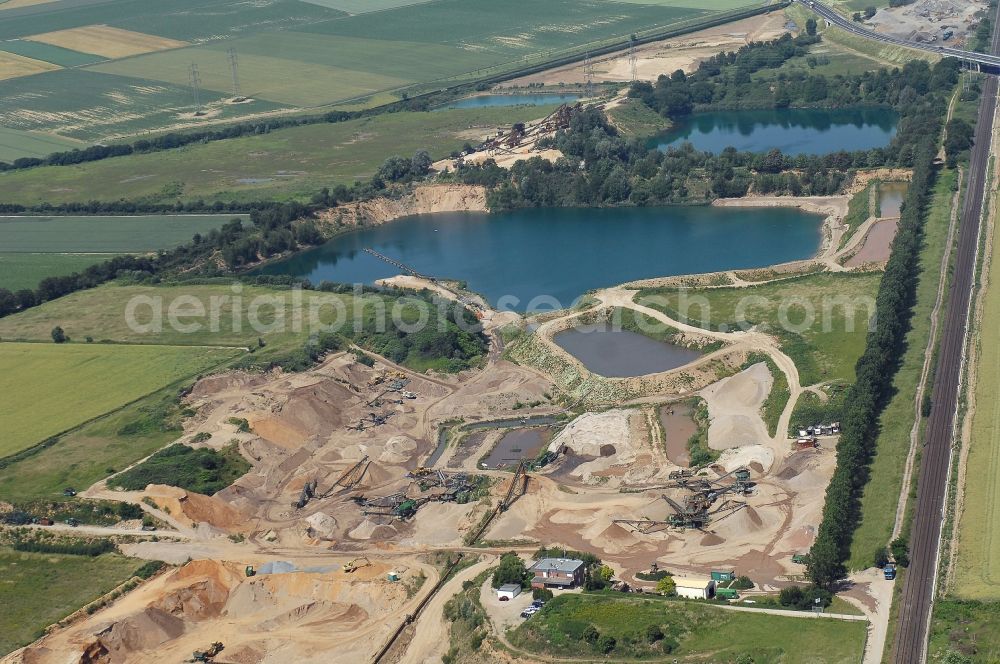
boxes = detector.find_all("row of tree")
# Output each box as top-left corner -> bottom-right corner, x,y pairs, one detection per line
807,107 -> 945,587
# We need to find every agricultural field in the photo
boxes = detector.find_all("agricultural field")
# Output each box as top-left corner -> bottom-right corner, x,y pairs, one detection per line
0,0 -> 760,148
637,271 -> 882,386
0,342 -> 240,458
508,593 -> 867,663
0,214 -> 243,252
0,106 -> 553,204
848,169 -> 957,569
0,252 -> 117,291
0,125 -> 81,161
0,547 -> 145,656
0,47 -> 53,78
950,173 -> 1000,599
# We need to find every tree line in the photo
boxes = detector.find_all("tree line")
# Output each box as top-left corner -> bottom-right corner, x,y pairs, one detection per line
807,101 -> 945,587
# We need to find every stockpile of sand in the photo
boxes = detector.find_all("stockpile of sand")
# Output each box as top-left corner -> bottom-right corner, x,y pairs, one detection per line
548,410 -> 639,482
716,445 -> 775,475
305,512 -> 338,539
13,560 -> 414,663
379,436 -> 417,464
144,485 -> 250,534
700,363 -> 772,450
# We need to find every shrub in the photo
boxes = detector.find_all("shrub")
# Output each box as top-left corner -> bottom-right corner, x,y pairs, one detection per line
111,442 -> 250,495
645,624 -> 664,643
583,625 -> 599,644
532,587 -> 553,601
597,635 -> 616,653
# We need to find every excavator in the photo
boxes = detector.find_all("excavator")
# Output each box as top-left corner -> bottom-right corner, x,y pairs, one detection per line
343,556 -> 371,573
190,642 -> 224,662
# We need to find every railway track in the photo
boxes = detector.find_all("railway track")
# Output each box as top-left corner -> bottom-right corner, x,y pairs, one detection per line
890,7 -> 1000,662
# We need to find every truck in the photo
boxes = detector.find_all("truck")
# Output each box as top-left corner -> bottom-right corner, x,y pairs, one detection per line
883,563 -> 897,580
716,587 -> 740,600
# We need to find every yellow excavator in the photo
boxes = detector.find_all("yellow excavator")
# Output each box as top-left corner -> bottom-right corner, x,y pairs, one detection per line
343,556 -> 371,573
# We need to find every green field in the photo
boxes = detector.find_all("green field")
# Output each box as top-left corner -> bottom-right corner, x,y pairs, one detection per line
929,600 -> 1000,663
847,168 -> 957,569
0,253 -> 117,291
0,0 -> 737,144
0,214 -> 243,252
0,547 -> 144,656
0,342 -> 240,457
508,593 -> 867,663
0,39 -> 104,66
637,272 -> 882,386
0,384 -> 194,502
0,69 -> 286,144
0,107 -> 551,204
951,171 -> 1000,598
0,126 -> 81,162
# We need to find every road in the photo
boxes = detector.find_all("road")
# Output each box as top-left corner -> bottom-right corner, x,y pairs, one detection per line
799,0 -> 1000,70
890,6 -> 1000,663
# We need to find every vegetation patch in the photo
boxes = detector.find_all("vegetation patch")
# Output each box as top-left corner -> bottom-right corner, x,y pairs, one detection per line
0,253 -> 117,292
788,383 -> 848,437
0,546 -> 143,656
928,599 -> 1000,663
110,442 -> 250,495
847,167 -> 957,569
507,593 -> 867,662
638,272 -> 882,385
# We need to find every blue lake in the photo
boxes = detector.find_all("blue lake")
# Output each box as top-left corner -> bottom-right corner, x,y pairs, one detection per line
260,206 -> 823,311
650,108 -> 899,155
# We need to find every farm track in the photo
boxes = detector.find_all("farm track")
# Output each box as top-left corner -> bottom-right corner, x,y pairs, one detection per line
890,9 -> 1000,662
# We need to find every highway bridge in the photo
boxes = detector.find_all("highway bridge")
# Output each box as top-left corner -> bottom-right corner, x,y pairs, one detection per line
796,0 -> 1000,71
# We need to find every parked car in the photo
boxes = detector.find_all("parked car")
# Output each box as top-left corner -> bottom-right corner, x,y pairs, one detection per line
531,600 -> 545,608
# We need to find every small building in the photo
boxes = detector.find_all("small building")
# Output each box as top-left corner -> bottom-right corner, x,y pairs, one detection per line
529,558 -> 586,589
674,576 -> 716,600
497,583 -> 522,600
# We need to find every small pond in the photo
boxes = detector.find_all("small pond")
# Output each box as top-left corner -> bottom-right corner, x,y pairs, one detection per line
659,402 -> 697,467
553,324 -> 701,377
878,181 -> 908,218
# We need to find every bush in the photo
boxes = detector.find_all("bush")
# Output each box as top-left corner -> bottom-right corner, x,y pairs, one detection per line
645,624 -> 664,643
890,537 -> 910,567
134,560 -> 165,579
583,625 -> 600,644
50,326 -> 66,343
110,442 -> 250,495
532,587 -> 553,601
732,576 -> 754,590
596,634 -> 616,654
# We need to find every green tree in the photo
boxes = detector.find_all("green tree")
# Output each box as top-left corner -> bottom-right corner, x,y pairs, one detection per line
806,18 -> 818,36
597,635 -> 616,654
491,552 -> 530,588
645,624 -> 664,643
583,625 -> 600,644
890,537 -> 910,567
51,326 -> 67,343
655,576 -> 676,596
598,564 -> 614,583
532,587 -> 553,601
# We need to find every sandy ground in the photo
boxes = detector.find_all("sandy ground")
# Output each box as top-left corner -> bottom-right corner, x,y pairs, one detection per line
508,13 -> 791,86
318,183 -> 487,229
845,218 -> 898,266
0,50 -> 59,81
701,362 -> 772,452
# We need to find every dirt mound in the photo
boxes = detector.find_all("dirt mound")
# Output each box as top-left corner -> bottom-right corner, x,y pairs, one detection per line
701,363 -> 772,451
145,485 -> 249,533
348,518 -> 398,540
700,533 -> 725,546
189,372 -> 267,399
250,381 -> 352,448
94,606 -> 186,653
379,436 -> 417,464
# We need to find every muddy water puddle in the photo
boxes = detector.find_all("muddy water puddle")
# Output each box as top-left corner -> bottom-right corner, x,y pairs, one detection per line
482,427 -> 551,469
878,181 -> 908,218
554,324 -> 700,377
659,402 -> 696,467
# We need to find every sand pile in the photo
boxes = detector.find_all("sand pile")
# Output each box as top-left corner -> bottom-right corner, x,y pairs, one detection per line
700,363 -> 772,450
305,512 -> 338,539
716,445 -> 775,475
379,436 -> 417,464
144,485 -> 250,533
348,518 -> 398,541
249,381 -> 352,448
188,372 -> 267,399
548,410 -> 639,481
